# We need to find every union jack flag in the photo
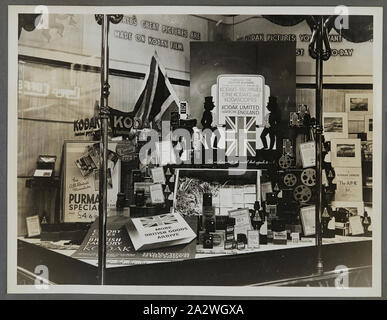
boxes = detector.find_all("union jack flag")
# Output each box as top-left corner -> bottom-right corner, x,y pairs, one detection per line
140,213 -> 178,228
225,116 -> 257,157
132,52 -> 180,129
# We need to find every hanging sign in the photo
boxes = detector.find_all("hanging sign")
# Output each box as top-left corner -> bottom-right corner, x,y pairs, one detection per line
217,75 -> 265,126
73,107 -> 139,137
108,107 -> 139,137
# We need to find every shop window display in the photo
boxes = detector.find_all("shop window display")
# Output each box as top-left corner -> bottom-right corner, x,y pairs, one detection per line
10,8 -> 379,295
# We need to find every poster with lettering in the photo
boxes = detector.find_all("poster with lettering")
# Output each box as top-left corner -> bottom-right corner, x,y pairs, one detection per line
63,141 -> 120,223
217,75 -> 265,126
334,167 -> 363,202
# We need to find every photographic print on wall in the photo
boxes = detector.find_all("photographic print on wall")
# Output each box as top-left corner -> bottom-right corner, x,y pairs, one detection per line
331,138 -> 361,168
322,112 -> 348,140
345,93 -> 373,120
364,114 -> 373,140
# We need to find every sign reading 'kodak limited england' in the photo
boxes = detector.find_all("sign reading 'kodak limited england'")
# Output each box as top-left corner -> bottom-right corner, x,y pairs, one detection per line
217,75 -> 265,126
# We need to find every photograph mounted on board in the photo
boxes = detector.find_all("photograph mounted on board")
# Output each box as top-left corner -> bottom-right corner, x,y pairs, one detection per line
331,138 -> 361,168
345,93 -> 373,120
322,112 -> 348,140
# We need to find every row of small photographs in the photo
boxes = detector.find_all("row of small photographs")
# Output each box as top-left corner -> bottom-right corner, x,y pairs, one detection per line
323,112 -> 372,140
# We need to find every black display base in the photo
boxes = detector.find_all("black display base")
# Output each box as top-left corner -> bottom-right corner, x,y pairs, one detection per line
129,205 -> 169,217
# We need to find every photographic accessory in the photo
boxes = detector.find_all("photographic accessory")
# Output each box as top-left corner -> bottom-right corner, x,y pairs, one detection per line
278,154 -> 292,169
273,231 -> 288,245
266,192 -> 277,205
224,240 -> 234,250
134,190 -> 145,207
202,193 -> 216,231
236,233 -> 247,250
203,232 -> 214,249
259,217 -> 268,245
300,168 -> 316,186
226,217 -> 235,233
282,139 -> 294,157
179,101 -> 189,120
116,192 -> 127,209
293,185 -> 312,203
283,172 -> 297,187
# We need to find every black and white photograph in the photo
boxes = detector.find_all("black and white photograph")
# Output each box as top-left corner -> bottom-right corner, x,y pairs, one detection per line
331,138 -> 362,168
323,112 -> 348,140
4,4 -> 383,300
337,143 -> 356,157
345,93 -> 373,119
350,97 -> 369,112
325,117 -> 344,132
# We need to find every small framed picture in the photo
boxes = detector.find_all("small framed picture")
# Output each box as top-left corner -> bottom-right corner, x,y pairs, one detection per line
300,205 -> 315,236
345,93 -> 373,120
364,115 -> 373,140
331,201 -> 365,217
331,138 -> 361,168
26,215 -> 41,238
323,112 -> 348,140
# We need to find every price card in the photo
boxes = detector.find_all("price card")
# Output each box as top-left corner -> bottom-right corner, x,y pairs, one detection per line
149,184 -> 165,204
247,230 -> 260,249
26,215 -> 41,238
151,167 -> 166,185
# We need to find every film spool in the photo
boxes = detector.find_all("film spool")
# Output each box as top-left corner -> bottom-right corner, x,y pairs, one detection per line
278,155 -> 292,169
300,168 -> 316,186
283,172 -> 297,187
293,185 -> 312,203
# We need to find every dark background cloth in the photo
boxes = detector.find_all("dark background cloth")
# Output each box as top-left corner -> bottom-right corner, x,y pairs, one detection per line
190,41 -> 296,143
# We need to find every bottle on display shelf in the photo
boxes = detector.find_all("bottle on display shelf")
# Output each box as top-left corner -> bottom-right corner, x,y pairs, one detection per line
252,201 -> 263,231
260,201 -> 266,218
202,193 -> 216,231
259,216 -> 268,245
321,207 -> 330,237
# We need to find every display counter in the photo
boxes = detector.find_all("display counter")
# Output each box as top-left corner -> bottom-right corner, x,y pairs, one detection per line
17,236 -> 372,286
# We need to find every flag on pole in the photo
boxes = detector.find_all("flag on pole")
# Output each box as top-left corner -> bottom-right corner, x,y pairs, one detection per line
132,52 -> 180,129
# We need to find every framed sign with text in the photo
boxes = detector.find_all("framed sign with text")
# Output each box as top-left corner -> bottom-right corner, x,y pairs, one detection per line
217,74 -> 265,126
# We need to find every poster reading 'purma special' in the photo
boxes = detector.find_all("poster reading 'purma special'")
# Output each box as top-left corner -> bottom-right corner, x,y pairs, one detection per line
63,141 -> 120,223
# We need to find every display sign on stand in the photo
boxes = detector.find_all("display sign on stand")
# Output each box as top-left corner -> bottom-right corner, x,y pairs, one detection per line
217,75 -> 265,126
62,141 -> 121,223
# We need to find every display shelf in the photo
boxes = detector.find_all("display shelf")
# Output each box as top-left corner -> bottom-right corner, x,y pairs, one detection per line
17,237 -> 372,286
25,176 -> 61,188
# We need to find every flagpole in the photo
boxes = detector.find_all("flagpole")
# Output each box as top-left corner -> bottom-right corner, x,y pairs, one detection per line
95,14 -> 123,286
